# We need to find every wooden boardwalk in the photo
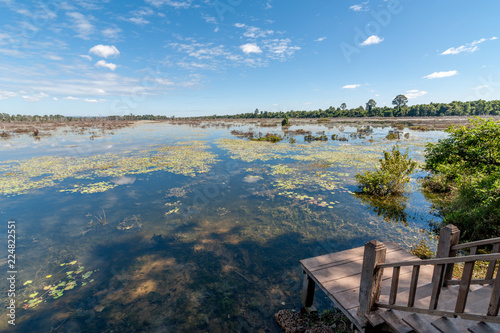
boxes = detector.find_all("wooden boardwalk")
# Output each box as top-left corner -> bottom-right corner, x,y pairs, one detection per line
300,232 -> 500,332
300,242 -> 428,331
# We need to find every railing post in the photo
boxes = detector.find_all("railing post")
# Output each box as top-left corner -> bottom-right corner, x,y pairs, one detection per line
433,224 -> 460,285
358,240 -> 386,321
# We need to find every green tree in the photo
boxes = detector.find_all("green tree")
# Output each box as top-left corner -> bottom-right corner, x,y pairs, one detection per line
366,99 -> 377,116
356,145 -> 417,196
340,103 -> 347,111
424,117 -> 500,241
392,94 -> 408,115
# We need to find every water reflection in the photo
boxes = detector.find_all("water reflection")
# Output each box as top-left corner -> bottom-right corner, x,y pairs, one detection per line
355,193 -> 409,224
0,121 -> 446,332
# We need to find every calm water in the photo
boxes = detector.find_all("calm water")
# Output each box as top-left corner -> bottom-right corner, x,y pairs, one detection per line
0,121 -> 445,332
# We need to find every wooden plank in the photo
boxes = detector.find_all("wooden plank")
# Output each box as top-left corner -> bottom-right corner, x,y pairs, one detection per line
390,266 -> 401,305
430,264 -> 446,310
408,265 -> 420,307
485,243 -> 500,280
487,265 -> 500,316
378,309 -> 413,333
432,316 -> 462,333
455,247 -> 477,313
468,321 -> 498,333
377,303 -> 456,318
402,313 -> 436,333
301,242 -> 403,272
446,279 -> 494,286
452,237 -> 500,251
438,284 -> 491,313
379,253 -> 500,269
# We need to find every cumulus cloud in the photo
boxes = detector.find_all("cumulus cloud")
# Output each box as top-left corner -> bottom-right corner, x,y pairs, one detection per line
95,60 -> 117,71
89,45 -> 120,58
406,89 -> 428,99
240,43 -> 262,54
423,70 -> 458,79
342,84 -> 361,89
360,35 -> 384,46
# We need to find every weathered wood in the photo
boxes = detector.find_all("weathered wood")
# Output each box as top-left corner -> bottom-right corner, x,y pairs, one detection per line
486,243 -> 500,281
301,271 -> 316,313
358,240 -> 386,318
379,253 -> 500,268
434,225 -> 460,286
378,309 -> 413,333
402,313 -> 436,333
456,247 -> 478,313
376,303 -> 456,318
487,265 -> 500,316
430,264 -> 446,310
468,321 -> 498,333
408,265 -> 420,307
431,316 -> 462,333
389,266 -> 401,305
452,237 -> 500,251
446,279 -> 495,286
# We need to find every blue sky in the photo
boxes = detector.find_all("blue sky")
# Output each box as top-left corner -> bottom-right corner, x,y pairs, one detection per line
0,0 -> 499,117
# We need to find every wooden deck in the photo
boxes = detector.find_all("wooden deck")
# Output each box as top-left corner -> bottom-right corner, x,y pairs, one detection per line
300,242 -> 428,331
300,240 -> 500,332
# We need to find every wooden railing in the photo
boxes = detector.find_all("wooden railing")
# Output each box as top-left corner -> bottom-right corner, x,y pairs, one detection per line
358,225 -> 500,325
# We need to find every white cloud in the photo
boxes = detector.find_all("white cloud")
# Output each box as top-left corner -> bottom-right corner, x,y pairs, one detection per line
83,98 -> 98,103
441,37 -> 494,55
43,54 -> 63,61
66,12 -> 94,39
240,43 -> 262,54
423,70 -> 458,79
350,1 -> 369,11
102,27 -> 122,39
406,89 -> 428,99
22,92 -> 49,102
89,45 -> 120,58
63,96 -> 79,100
262,39 -> 301,60
234,23 -> 274,39
360,35 -> 384,46
95,60 -> 117,71
342,84 -> 361,89
0,89 -> 17,100
80,55 -> 92,61
315,37 -> 326,42
145,0 -> 192,9
492,37 -> 499,40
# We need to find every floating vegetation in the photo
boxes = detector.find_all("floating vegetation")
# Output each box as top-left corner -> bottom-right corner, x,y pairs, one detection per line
22,263 -> 97,310
23,281 -> 32,285
0,141 -> 219,196
117,215 -> 142,230
60,181 -> 118,194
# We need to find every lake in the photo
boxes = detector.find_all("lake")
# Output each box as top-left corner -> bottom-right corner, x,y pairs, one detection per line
0,120 -> 446,332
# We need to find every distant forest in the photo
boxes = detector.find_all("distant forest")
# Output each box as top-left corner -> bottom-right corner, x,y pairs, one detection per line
224,98 -> 500,119
2,98 -> 500,121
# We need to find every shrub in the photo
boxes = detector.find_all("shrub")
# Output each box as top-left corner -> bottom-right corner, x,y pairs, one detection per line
355,145 -> 417,196
281,116 -> 290,126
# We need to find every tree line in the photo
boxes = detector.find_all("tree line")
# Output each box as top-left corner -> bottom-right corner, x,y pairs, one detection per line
219,97 -> 500,119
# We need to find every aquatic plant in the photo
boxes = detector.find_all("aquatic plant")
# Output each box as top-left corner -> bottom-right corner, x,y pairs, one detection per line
355,145 -> 417,196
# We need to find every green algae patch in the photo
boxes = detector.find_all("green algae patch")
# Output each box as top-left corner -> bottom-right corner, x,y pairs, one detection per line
0,141 -> 219,196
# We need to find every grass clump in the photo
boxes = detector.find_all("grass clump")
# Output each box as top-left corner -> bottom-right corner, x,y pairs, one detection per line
355,145 -> 417,196
410,239 -> 434,259
250,133 -> 283,143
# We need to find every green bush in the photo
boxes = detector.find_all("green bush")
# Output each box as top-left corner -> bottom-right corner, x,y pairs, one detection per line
355,145 -> 417,196
424,117 -> 500,241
